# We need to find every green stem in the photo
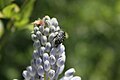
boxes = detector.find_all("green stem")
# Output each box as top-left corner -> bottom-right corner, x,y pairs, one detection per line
0,30 -> 10,51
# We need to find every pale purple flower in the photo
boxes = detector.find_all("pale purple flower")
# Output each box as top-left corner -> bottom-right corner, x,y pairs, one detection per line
22,16 -> 81,80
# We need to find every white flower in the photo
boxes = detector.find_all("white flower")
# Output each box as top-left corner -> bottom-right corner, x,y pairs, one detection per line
37,65 -> 44,76
71,76 -> 81,80
44,60 -> 50,71
22,70 -> 31,80
51,18 -> 58,27
65,68 -> 75,77
48,69 -> 55,79
22,16 -> 81,80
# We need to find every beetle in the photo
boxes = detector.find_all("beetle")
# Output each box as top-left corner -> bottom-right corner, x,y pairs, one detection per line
54,30 -> 67,47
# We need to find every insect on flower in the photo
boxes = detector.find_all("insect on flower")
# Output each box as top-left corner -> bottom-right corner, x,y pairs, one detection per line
22,16 -> 81,80
54,30 -> 68,47
33,19 -> 45,26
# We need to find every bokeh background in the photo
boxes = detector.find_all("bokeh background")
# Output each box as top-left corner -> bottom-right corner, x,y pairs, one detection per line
0,0 -> 120,80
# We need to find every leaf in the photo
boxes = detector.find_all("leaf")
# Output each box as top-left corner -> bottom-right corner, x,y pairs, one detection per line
0,12 -> 4,18
14,0 -> 35,28
20,0 -> 35,19
18,24 -> 33,31
14,17 -> 29,28
0,0 -> 14,10
2,3 -> 20,18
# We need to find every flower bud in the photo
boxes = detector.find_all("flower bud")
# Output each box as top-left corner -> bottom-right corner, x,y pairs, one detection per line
30,77 -> 35,80
22,70 -> 31,80
42,15 -> 50,21
44,60 -> 50,71
34,26 -> 39,33
50,25 -> 55,32
43,53 -> 49,62
50,48 -> 57,55
49,55 -> 56,65
41,36 -> 47,45
48,69 -> 55,79
31,34 -> 37,41
45,42 -> 51,52
39,26 -> 44,33
59,52 -> 66,61
36,31 -> 42,39
40,77 -> 44,80
58,65 -> 65,74
65,68 -> 75,77
33,50 -> 39,59
60,76 -> 71,80
40,47 -> 45,56
57,44 -> 65,55
36,57 -> 42,67
33,40 -> 41,49
27,66 -> 36,76
51,18 -> 58,27
44,27 -> 49,36
45,20 -> 52,26
31,59 -> 36,69
37,65 -> 44,77
71,76 -> 81,80
56,57 -> 65,67
48,33 -> 55,42
34,74 -> 40,79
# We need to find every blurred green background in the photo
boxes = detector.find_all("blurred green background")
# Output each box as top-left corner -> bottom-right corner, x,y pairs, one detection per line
0,0 -> 120,80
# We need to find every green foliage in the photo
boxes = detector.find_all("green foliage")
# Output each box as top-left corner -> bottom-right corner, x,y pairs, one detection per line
0,0 -> 14,10
0,0 -> 120,80
2,4 -> 20,18
0,0 -> 35,80
14,0 -> 35,28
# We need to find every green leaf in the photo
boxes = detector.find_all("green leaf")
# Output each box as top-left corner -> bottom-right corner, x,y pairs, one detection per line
18,24 -> 33,31
14,17 -> 29,28
0,0 -> 14,10
14,0 -> 35,28
0,12 -> 4,18
2,4 -> 20,18
20,0 -> 35,19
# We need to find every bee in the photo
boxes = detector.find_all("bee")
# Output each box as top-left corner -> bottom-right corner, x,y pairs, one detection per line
54,30 -> 68,47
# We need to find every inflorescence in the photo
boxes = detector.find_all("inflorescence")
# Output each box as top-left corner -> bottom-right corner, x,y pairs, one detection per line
22,16 -> 81,80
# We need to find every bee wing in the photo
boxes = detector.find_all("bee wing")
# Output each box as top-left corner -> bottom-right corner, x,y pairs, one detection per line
65,32 -> 69,39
